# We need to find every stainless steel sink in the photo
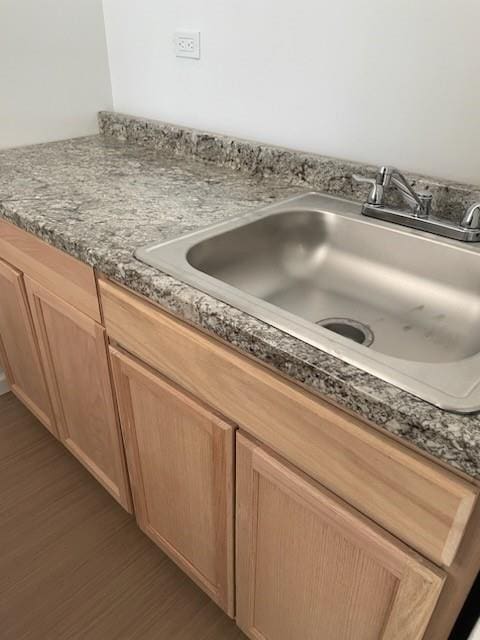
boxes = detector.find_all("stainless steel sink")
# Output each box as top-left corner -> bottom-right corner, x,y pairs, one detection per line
136,192 -> 480,413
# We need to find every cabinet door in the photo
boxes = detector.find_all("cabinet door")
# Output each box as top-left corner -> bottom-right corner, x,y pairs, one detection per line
0,259 -> 55,434
25,276 -> 132,512
110,347 -> 235,616
236,434 -> 445,640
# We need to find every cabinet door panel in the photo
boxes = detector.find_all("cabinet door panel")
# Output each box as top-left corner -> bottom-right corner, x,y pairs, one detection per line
236,434 -> 445,640
0,259 -> 54,433
110,347 -> 234,616
25,276 -> 131,511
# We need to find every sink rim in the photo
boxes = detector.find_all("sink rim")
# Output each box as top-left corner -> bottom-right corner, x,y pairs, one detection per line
135,192 -> 480,413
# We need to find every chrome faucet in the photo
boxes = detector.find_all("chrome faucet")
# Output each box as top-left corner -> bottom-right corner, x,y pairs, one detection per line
353,166 -> 480,242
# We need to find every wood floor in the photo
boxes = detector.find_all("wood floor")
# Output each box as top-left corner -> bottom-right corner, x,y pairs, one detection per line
0,392 -> 245,640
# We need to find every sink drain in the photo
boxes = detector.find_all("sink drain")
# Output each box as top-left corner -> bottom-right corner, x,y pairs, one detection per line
316,317 -> 374,347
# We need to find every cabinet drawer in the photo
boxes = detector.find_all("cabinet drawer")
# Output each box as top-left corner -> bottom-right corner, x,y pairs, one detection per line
99,278 -> 478,566
0,220 -> 100,322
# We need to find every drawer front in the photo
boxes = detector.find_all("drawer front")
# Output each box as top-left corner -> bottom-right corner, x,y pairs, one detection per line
0,220 -> 100,322
99,278 -> 478,567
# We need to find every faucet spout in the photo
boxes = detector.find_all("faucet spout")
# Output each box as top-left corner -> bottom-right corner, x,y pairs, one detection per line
382,167 -> 432,218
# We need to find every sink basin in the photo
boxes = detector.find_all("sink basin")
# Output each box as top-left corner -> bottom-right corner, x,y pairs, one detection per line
136,193 -> 480,412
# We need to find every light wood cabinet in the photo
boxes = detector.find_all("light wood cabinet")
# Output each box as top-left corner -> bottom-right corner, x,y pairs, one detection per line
236,433 -> 446,640
0,219 -> 101,322
0,259 -> 55,434
99,278 -> 477,568
110,347 -> 235,616
0,217 -> 477,640
25,276 -> 132,512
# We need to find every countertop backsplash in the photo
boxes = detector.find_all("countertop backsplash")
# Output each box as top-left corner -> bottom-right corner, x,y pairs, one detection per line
99,111 -> 480,224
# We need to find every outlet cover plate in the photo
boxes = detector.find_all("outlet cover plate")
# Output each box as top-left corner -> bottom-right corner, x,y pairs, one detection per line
175,31 -> 200,59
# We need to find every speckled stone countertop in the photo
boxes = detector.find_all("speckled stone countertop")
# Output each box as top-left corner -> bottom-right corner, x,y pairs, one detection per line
1,111 -> 480,481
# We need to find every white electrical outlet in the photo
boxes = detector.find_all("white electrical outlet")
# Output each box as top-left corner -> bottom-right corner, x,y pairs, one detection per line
175,31 -> 200,59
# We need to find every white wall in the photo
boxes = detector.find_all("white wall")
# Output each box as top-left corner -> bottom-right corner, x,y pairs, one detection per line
102,0 -> 480,184
0,0 -> 112,148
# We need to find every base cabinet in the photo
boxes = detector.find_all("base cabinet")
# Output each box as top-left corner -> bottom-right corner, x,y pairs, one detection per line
0,259 -> 54,433
0,216 -> 476,640
110,347 -> 235,616
236,434 -> 446,640
25,277 -> 132,512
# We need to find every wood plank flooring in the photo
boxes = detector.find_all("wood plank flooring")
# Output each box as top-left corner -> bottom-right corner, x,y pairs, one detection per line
0,392 -> 245,640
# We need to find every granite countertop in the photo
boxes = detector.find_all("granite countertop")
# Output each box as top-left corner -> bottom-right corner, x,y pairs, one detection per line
1,111 -> 480,481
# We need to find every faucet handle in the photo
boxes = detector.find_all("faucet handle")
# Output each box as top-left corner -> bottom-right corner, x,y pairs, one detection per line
352,174 -> 385,206
461,202 -> 480,230
353,174 -> 376,186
